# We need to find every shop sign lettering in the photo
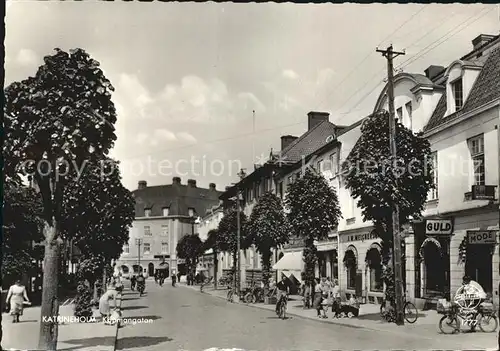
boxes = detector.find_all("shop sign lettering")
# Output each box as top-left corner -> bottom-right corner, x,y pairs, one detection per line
468,231 -> 497,244
425,219 -> 453,235
341,232 -> 378,243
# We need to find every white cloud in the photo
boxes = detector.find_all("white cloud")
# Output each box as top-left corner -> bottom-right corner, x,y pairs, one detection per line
16,48 -> 38,66
282,69 -> 299,80
177,132 -> 197,143
135,132 -> 149,145
154,129 -> 177,141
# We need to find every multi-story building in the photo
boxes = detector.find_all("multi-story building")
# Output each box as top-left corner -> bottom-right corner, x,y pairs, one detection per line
115,177 -> 222,278
196,204 -> 224,278
372,33 -> 500,306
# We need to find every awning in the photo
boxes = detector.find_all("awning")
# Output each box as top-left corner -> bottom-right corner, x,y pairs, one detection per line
272,251 -> 303,271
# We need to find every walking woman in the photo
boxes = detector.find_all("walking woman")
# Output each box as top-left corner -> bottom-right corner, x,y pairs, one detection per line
313,278 -> 327,318
99,282 -> 118,323
6,279 -> 31,323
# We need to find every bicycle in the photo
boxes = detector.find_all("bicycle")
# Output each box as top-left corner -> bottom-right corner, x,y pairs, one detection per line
380,293 -> 418,324
439,303 -> 498,334
200,277 -> 213,293
276,292 -> 288,320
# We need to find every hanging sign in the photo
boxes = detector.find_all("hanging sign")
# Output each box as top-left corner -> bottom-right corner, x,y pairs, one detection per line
467,231 -> 497,244
425,219 -> 453,235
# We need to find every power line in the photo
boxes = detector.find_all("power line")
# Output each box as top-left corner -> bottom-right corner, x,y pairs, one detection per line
316,5 -> 428,111
397,6 -> 492,69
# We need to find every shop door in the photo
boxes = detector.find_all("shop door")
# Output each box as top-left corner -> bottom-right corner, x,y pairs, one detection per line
422,239 -> 448,297
466,244 -> 493,293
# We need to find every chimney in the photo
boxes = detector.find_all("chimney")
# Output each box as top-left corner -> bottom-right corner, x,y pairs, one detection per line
209,183 -> 216,190
424,65 -> 445,80
307,111 -> 329,130
187,179 -> 197,187
172,177 -> 181,185
138,180 -> 147,189
280,135 -> 298,150
472,34 -> 496,51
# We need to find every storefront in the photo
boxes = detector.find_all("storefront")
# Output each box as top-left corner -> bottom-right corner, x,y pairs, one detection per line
339,229 -> 384,304
315,240 -> 338,280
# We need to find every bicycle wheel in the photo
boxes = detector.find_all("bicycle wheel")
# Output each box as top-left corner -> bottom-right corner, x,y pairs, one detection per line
245,293 -> 255,304
439,315 -> 459,334
478,314 -> 498,333
404,302 -> 418,324
380,300 -> 386,318
280,302 -> 286,319
227,290 -> 233,302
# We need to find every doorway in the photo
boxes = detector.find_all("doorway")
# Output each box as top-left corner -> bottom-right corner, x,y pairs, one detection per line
148,263 -> 155,277
465,244 -> 493,293
420,237 -> 449,298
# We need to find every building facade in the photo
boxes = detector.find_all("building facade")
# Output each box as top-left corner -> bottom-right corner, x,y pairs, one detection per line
373,33 -> 500,306
115,178 -> 222,278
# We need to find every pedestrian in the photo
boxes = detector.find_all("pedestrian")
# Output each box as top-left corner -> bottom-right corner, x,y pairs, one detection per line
130,274 -> 137,291
313,278 -> 327,318
99,282 -> 118,323
6,279 -> 31,323
331,279 -> 342,318
172,273 -> 177,287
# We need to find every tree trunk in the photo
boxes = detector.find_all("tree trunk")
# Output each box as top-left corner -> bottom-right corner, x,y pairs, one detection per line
38,231 -> 61,351
261,250 -> 272,297
213,250 -> 218,290
102,264 -> 108,292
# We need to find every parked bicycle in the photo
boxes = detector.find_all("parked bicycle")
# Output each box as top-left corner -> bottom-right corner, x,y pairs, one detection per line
244,282 -> 263,304
439,302 -> 498,334
380,293 -> 418,324
200,277 -> 214,293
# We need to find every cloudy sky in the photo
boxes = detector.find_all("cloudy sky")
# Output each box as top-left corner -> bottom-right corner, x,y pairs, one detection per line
5,1 -> 500,190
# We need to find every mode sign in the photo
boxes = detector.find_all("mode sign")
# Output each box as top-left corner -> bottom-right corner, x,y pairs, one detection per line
468,231 -> 496,244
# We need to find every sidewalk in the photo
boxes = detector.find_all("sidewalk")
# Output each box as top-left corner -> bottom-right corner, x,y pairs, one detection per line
180,283 -> 498,349
2,293 -> 123,351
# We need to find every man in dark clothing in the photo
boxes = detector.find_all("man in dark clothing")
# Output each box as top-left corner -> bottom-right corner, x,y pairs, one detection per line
275,275 -> 290,314
130,275 -> 137,291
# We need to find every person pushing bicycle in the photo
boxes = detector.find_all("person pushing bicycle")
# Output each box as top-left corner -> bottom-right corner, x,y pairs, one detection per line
275,275 -> 290,315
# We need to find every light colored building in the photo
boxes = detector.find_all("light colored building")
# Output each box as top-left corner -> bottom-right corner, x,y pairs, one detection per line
373,33 -> 500,306
115,178 -> 222,278
197,204 -> 224,278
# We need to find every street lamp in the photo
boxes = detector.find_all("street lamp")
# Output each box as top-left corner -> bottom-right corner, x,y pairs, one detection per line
135,238 -> 143,274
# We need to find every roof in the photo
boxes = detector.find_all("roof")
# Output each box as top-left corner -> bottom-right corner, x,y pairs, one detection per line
132,183 -> 222,217
423,46 -> 500,132
280,120 -> 341,163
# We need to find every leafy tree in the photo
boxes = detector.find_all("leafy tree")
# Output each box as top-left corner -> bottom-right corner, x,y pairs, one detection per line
2,180 -> 44,287
60,157 -> 134,291
247,192 -> 290,295
4,48 -> 118,349
342,110 -> 433,301
284,169 -> 341,288
217,207 -> 250,286
74,281 -> 93,319
203,229 -> 220,289
176,234 -> 203,285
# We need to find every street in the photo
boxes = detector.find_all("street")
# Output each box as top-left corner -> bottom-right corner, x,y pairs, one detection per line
116,281 -> 495,350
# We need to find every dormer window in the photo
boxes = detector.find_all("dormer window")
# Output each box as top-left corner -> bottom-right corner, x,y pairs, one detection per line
144,209 -> 151,217
162,207 -> 169,217
452,78 -> 463,111
188,208 -> 195,217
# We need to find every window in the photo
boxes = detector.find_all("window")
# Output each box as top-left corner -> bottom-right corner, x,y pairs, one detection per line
143,243 -> 151,254
161,224 -> 169,236
161,242 -> 169,253
405,102 -> 413,130
330,152 -> 338,175
396,107 -> 403,122
468,134 -> 485,185
123,243 -> 129,254
345,251 -> 357,290
188,208 -> 195,217
264,178 -> 269,192
367,248 -> 383,292
428,152 -> 438,200
317,159 -> 324,173
255,182 -> 260,198
162,207 -> 169,216
278,182 -> 283,199
248,188 -> 254,201
144,209 -> 151,217
144,226 -> 151,236
452,78 -> 463,111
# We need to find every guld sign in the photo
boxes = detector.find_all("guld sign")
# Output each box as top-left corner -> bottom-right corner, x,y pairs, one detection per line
426,219 -> 453,235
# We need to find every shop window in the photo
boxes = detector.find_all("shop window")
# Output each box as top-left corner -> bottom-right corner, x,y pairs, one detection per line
366,248 -> 383,292
344,250 -> 357,290
463,235 -> 494,294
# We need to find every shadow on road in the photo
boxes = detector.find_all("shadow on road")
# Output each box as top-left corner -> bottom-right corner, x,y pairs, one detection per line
59,336 -> 115,350
121,305 -> 148,311
116,336 -> 173,349
121,297 -> 140,301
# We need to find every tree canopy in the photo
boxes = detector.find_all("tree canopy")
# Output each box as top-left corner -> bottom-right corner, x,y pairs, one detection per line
342,110 -> 433,244
177,234 -> 204,261
217,207 -> 251,254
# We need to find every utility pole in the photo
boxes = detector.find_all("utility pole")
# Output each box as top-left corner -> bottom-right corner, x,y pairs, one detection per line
235,168 -> 246,298
376,44 -> 405,326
